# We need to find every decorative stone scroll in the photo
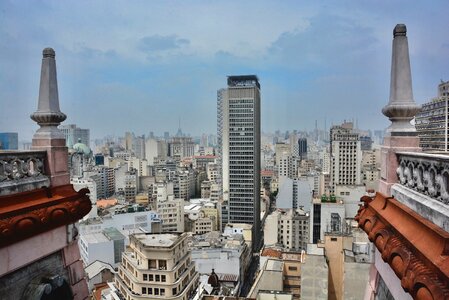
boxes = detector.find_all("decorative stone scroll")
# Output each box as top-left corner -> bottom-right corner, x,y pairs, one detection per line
356,193 -> 449,299
396,152 -> 449,205
0,184 -> 91,247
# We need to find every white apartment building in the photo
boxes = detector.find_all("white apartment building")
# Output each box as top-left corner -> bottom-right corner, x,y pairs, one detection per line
114,233 -> 199,300
79,227 -> 125,267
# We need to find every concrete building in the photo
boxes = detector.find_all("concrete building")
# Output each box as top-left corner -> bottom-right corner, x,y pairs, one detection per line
310,198 -> 347,244
361,149 -> 380,190
113,233 -> 199,300
156,182 -> 185,232
300,255 -> 328,300
330,122 -> 362,192
79,207 -> 161,243
169,136 -> 195,160
79,227 -> 125,268
415,80 -> 449,152
264,209 -> 310,251
276,177 -> 313,211
84,260 -> 115,292
298,137 -> 307,160
190,231 -> 251,295
133,134 -> 145,159
0,132 -> 18,150
219,75 -> 261,249
60,124 -> 90,148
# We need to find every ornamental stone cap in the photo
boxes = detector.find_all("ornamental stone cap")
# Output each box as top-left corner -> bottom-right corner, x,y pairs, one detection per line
393,24 -> 406,36
382,24 -> 420,135
43,47 -> 55,58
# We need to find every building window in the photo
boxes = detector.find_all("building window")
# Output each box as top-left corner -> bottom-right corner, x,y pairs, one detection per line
161,288 -> 165,296
142,287 -> 147,294
154,288 -> 159,295
148,288 -> 153,295
173,288 -> 177,295
143,274 -> 147,281
288,266 -> 298,271
149,259 -> 157,269
161,275 -> 166,282
159,260 -> 167,269
149,274 -> 154,281
156,274 -> 160,282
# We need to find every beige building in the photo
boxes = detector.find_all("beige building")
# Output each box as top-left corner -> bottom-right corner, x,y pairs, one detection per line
264,209 -> 310,252
114,233 -> 199,300
156,182 -> 185,232
330,122 -> 362,192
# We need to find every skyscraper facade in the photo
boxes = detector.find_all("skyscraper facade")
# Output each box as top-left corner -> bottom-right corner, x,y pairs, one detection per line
219,75 -> 261,248
60,124 -> 90,148
298,137 -> 307,160
0,132 -> 18,150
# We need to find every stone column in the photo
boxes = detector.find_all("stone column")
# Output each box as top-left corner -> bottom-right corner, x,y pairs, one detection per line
379,25 -> 421,196
30,48 -> 69,187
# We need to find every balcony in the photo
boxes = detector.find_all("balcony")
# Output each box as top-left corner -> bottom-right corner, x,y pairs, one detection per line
396,151 -> 449,205
0,150 -> 49,196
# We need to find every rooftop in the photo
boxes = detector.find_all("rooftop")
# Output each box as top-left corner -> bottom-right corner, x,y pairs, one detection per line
133,233 -> 181,247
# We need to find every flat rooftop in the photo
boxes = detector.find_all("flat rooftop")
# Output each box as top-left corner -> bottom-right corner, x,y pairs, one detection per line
133,233 -> 180,247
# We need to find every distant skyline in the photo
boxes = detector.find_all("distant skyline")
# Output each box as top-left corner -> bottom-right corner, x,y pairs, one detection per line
1,0 -> 448,141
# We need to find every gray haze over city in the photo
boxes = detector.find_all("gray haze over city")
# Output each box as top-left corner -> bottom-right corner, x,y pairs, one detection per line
1,0 -> 448,140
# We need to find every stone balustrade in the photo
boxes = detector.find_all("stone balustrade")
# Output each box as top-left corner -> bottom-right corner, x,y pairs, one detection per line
396,151 -> 449,205
0,150 -> 50,195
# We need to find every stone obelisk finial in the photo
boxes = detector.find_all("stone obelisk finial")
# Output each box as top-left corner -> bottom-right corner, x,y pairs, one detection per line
31,48 -> 66,139
31,48 -> 69,187
382,24 -> 420,135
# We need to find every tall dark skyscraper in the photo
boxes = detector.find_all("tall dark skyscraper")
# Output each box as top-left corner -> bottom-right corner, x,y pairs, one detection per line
218,75 -> 261,249
298,137 -> 307,160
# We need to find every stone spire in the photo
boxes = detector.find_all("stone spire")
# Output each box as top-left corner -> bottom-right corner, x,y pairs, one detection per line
30,48 -> 69,187
31,48 -> 66,139
382,24 -> 420,135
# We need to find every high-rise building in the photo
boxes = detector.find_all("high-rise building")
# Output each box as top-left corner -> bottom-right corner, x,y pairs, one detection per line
219,75 -> 261,249
0,132 -> 18,150
298,137 -> 307,160
415,80 -> 449,152
60,124 -> 90,148
329,122 -> 362,192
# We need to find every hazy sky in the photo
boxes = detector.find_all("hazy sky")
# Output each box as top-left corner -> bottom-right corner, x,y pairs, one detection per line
1,1 -> 448,141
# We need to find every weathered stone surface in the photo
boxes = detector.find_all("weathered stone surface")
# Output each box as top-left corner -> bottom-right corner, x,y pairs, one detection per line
382,24 -> 420,135
0,251 -> 70,300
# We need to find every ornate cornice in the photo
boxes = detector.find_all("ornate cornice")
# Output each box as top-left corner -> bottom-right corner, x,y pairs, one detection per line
0,184 -> 91,247
355,193 -> 449,299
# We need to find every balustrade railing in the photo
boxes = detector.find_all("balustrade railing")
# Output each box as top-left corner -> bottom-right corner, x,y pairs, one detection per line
396,151 -> 449,205
0,150 -> 49,195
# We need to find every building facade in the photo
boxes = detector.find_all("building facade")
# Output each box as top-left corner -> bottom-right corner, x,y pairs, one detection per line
60,124 -> 90,148
114,233 -> 199,300
330,122 -> 362,192
0,132 -> 18,150
415,80 -> 449,152
219,75 -> 261,249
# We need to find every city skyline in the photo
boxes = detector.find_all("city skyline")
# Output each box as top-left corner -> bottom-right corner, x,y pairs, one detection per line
1,1 -> 448,141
